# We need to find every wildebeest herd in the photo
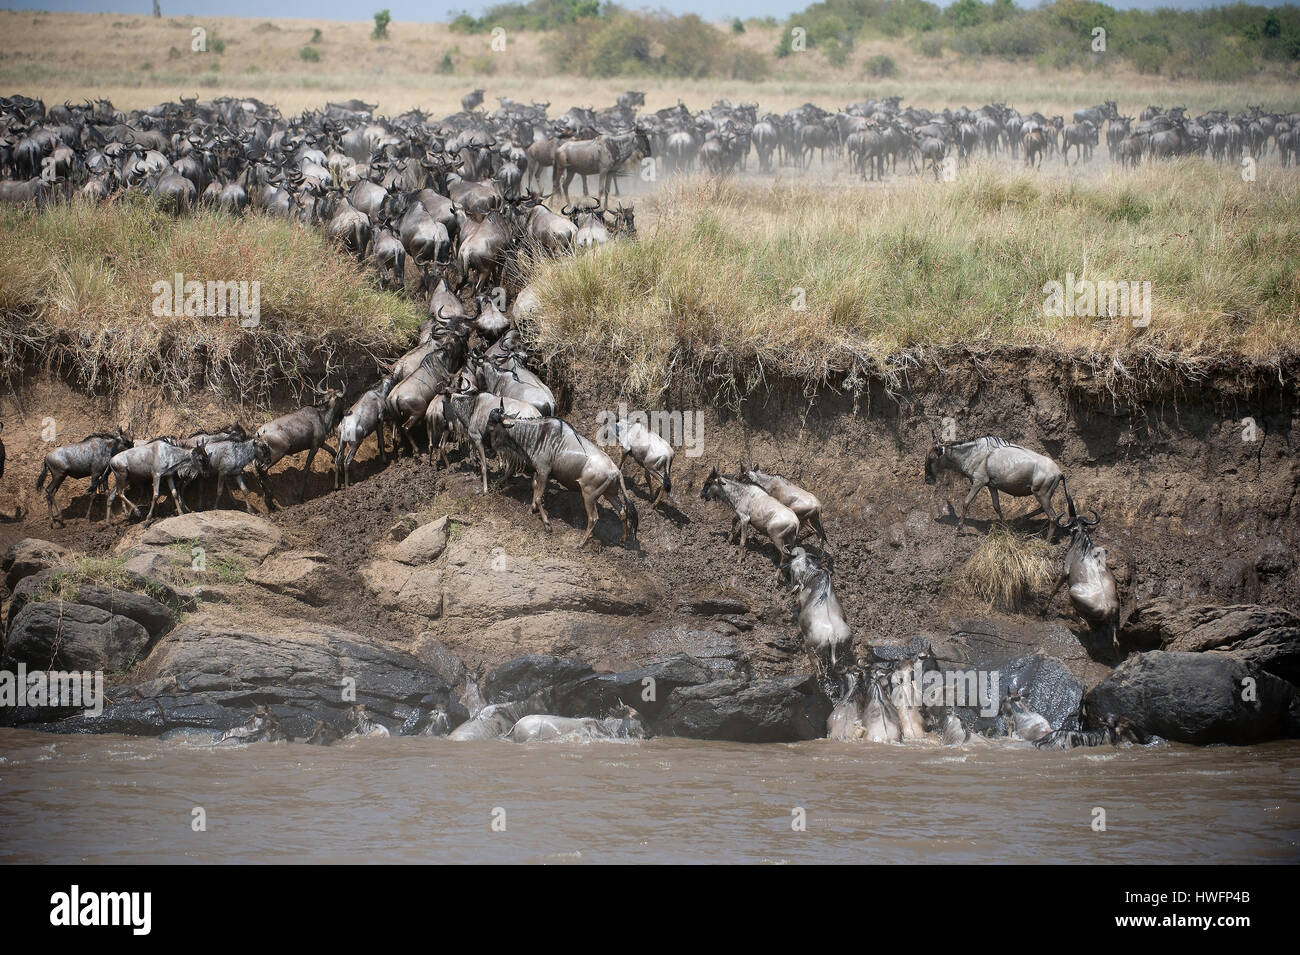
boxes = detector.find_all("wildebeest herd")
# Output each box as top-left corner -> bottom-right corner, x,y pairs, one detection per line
1,89 -> 1164,749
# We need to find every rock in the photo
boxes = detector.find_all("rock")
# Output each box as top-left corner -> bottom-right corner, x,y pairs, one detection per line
1122,600 -> 1300,684
63,583 -> 175,638
3,539 -> 68,591
247,550 -> 337,606
482,653 -> 597,710
412,635 -> 467,688
117,510 -> 282,563
1084,650 -> 1295,744
386,514 -> 420,541
388,516 -> 449,565
359,559 -> 443,618
675,590 -> 750,617
2,601 -> 152,673
652,673 -> 832,742
24,617 -> 457,739
564,654 -> 717,718
121,549 -> 181,583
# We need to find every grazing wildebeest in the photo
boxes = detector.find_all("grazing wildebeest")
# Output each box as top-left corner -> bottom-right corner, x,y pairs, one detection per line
485,407 -> 638,547
1044,506 -> 1122,657
36,427 -> 131,526
104,440 -> 211,526
700,467 -> 799,566
924,436 -> 1070,537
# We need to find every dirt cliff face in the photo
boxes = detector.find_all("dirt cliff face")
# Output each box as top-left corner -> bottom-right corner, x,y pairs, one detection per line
2,350 -> 1296,686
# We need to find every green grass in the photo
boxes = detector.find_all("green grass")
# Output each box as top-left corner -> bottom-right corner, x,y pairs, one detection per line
0,195 -> 420,400
524,162 -> 1300,399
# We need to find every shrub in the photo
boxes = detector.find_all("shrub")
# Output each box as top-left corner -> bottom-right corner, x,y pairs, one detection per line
917,32 -> 943,57
372,9 -> 391,39
732,17 -> 745,33
310,28 -> 322,42
299,45 -> 320,62
865,53 -> 897,76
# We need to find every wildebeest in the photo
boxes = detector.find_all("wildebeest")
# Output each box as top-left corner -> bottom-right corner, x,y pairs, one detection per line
443,391 -> 541,493
334,377 -> 394,490
1044,505 -> 1121,657
1000,690 -> 1052,742
104,439 -> 211,526
205,437 -> 273,511
780,545 -> 853,689
924,436 -> 1070,538
700,466 -> 799,565
36,427 -> 131,526
738,467 -> 826,542
485,407 -> 638,547
255,384 -> 346,502
613,418 -> 674,507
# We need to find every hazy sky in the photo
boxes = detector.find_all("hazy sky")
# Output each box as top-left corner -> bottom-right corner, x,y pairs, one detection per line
13,0 -> 1296,22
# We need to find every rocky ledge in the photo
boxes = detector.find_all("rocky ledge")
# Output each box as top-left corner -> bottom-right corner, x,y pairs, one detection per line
2,510 -> 1297,745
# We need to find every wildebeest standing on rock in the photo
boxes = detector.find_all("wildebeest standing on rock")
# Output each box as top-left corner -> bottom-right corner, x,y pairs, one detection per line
780,545 -> 853,692
104,439 -> 212,526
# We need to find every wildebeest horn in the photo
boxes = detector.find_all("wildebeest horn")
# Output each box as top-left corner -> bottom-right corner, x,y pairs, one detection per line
1080,509 -> 1100,527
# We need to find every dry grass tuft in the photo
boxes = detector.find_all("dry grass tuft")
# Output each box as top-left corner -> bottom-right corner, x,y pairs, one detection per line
956,523 -> 1054,612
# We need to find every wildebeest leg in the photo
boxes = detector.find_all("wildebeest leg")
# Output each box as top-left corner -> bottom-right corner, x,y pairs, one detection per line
531,468 -> 552,531
299,446 -> 319,501
214,473 -> 228,510
579,481 -> 604,548
475,438 -> 490,495
168,474 -> 187,515
235,475 -> 254,512
958,479 -> 986,532
736,519 -> 750,565
988,487 -> 1004,522
1036,483 -> 1060,540
1041,573 -> 1066,615
375,419 -> 388,464
46,471 -> 67,526
142,474 -> 163,526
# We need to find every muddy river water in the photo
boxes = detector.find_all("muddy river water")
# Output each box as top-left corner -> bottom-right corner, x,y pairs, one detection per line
1,729 -> 1297,864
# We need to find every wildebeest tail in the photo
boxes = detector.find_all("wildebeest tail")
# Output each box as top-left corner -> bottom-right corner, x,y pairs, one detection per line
660,460 -> 672,494
1059,475 -> 1077,520
619,474 -> 639,536
808,510 -> 827,543
36,462 -> 49,490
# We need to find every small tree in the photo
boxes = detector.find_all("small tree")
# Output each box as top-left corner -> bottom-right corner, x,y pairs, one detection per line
731,17 -> 744,34
372,9 -> 391,40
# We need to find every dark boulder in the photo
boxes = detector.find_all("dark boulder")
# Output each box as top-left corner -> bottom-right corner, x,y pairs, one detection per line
1084,650 -> 1295,744
652,673 -> 832,742
1122,600 -> 1300,684
2,601 -> 153,673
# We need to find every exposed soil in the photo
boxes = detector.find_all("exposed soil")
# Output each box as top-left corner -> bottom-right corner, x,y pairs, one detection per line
3,341 -> 1298,693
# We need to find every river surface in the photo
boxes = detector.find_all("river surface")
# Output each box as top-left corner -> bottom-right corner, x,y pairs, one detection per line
1,729 -> 1297,864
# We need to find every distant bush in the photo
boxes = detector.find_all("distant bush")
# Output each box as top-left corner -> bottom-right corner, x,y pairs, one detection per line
865,52 -> 897,76
438,50 -> 456,73
372,9 -> 391,40
732,17 -> 745,33
299,45 -> 320,62
548,11 -> 762,79
310,28 -> 322,43
916,31 -> 943,57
